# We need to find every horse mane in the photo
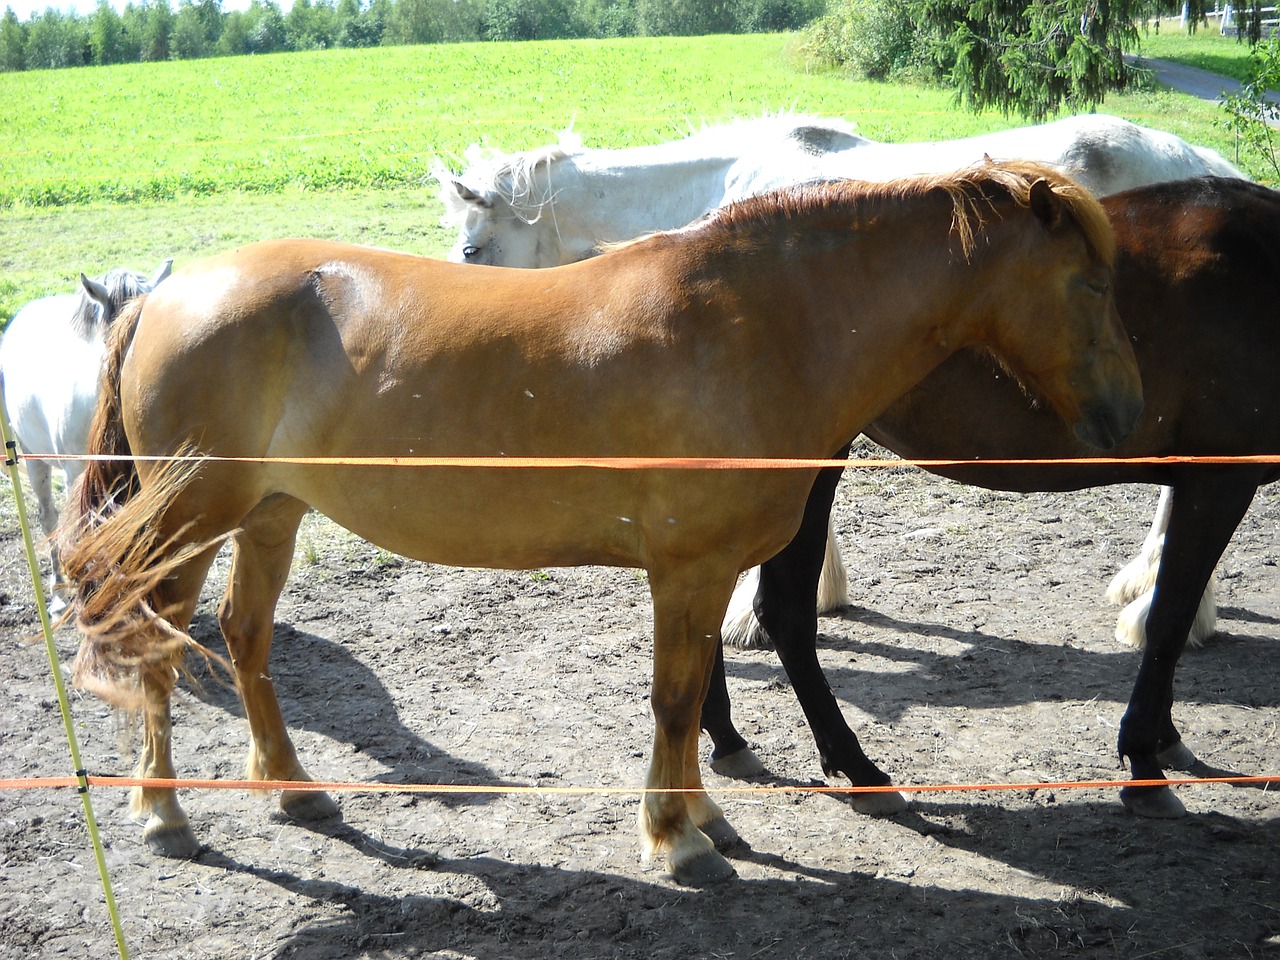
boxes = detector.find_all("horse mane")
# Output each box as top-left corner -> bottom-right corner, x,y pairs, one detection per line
436,113 -> 866,226
701,160 -> 1115,264
69,267 -> 153,341
436,130 -> 584,225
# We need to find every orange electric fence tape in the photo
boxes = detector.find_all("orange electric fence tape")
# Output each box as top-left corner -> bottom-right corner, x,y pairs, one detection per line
16,452 -> 1280,468
0,774 -> 1277,795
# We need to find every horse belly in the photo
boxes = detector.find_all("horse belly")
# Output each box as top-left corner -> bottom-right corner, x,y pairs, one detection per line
287,465 -> 811,574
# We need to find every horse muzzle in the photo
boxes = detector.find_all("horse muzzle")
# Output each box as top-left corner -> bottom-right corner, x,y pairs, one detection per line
1072,393 -> 1144,450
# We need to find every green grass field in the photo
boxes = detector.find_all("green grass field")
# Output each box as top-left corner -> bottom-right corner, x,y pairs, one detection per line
0,31 -> 1265,324
1134,18 -> 1260,82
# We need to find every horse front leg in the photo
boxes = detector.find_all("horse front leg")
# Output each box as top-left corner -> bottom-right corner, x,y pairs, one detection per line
754,456 -> 906,815
1118,471 -> 1259,819
642,563 -> 740,886
218,496 -> 338,823
23,457 -> 68,610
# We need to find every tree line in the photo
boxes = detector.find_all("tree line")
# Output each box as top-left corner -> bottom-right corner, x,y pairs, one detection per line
0,0 -> 823,71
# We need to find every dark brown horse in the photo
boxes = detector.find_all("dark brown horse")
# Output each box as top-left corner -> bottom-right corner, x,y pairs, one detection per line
701,176 -> 1280,819
58,163 -> 1140,885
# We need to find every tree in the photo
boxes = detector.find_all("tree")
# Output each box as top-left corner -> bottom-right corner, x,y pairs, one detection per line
810,0 -> 1275,120
170,0 -> 221,58
24,9 -> 87,69
636,0 -> 736,35
89,0 -> 126,64
127,0 -> 174,62
244,0 -> 287,51
917,0 -> 1139,119
286,0 -> 337,49
0,8 -> 25,71
334,0 -> 380,47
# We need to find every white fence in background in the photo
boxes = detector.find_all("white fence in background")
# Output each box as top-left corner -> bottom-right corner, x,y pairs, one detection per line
1195,3 -> 1280,38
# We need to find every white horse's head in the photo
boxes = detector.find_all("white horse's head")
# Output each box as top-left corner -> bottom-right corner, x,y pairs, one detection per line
72,259 -> 172,340
435,134 -> 585,269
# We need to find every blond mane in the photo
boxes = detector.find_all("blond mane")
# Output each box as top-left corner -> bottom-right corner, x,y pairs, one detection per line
703,160 -> 1115,264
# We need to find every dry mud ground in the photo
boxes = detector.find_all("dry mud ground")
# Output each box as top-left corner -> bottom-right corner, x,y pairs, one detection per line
1,458 -> 1278,960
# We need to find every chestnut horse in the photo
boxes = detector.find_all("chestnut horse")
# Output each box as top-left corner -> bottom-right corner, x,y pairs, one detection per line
59,164 -> 1141,885
700,176 -> 1279,820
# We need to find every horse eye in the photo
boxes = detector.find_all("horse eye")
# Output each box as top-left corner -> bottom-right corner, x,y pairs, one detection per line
462,245 -> 480,260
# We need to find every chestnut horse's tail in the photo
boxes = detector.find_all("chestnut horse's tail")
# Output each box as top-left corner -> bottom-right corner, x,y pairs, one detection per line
57,295 -> 226,708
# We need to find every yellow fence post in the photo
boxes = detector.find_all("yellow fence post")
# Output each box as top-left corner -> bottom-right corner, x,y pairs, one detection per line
0,393 -> 131,960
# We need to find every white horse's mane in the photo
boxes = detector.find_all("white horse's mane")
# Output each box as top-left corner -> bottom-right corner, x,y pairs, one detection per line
435,113 -> 862,225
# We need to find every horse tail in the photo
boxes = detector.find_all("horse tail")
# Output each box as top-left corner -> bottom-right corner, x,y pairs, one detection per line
74,293 -> 146,521
56,294 -> 226,708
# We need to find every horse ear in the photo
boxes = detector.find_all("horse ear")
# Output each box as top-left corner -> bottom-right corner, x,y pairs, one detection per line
81,273 -> 110,308
151,259 -> 173,287
1028,178 -> 1064,230
452,178 -> 491,208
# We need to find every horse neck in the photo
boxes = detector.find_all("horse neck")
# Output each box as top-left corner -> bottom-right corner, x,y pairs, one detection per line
67,296 -> 107,342
564,148 -> 741,244
682,200 -> 993,454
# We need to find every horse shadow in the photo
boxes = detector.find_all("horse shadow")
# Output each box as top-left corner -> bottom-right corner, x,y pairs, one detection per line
174,796 -> 1280,959
181,612 -> 514,805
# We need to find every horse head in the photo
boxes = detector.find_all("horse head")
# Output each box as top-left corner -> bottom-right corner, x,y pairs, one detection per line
972,164 -> 1143,449
73,259 -> 173,341
436,135 -> 584,269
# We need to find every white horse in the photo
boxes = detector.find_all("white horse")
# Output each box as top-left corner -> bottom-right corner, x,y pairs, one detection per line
434,113 -> 869,268
0,261 -> 172,609
438,113 -> 1245,650
438,113 -> 1243,271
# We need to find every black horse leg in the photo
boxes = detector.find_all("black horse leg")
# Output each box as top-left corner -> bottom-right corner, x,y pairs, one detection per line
755,447 -> 906,814
1118,470 -> 1259,818
703,641 -> 762,776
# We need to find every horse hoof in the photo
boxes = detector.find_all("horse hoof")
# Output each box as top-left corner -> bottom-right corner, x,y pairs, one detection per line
709,747 -> 766,779
850,789 -> 909,817
671,850 -> 737,887
281,789 -> 341,822
698,815 -> 742,851
1120,785 -> 1187,819
1156,742 -> 1199,772
143,820 -> 202,859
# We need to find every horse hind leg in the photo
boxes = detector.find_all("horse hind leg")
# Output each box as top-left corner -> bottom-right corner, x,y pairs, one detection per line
217,495 -> 338,823
130,545 -> 224,858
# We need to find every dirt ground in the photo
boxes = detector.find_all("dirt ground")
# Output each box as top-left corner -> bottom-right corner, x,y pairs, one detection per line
1,456 -> 1278,960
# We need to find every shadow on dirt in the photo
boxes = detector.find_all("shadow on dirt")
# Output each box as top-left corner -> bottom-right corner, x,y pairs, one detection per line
180,614 -> 517,805
189,796 -> 1280,960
